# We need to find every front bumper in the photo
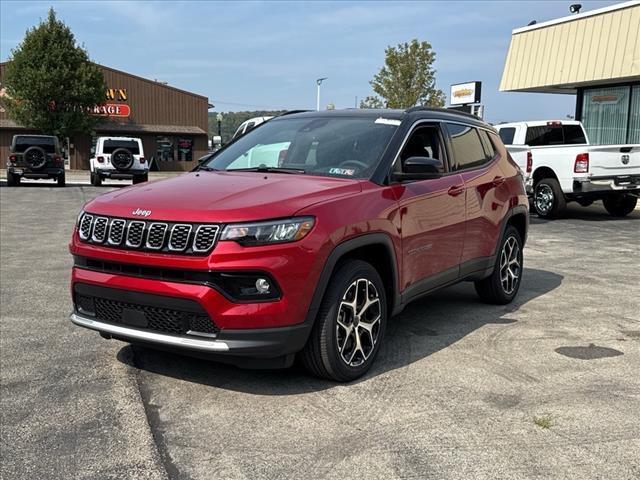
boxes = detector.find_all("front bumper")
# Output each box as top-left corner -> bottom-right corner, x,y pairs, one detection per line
96,168 -> 148,180
573,175 -> 640,194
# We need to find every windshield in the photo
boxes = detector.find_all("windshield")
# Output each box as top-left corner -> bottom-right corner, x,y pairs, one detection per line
205,116 -> 399,179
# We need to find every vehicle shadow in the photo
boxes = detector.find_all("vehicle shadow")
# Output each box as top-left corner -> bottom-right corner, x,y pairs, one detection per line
530,202 -> 640,223
119,267 -> 563,394
0,179 -> 128,188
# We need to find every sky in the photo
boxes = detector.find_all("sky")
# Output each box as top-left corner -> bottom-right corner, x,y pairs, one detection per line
0,0 -> 620,123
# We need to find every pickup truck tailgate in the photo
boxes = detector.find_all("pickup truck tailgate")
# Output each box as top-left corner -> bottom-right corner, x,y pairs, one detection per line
588,145 -> 640,177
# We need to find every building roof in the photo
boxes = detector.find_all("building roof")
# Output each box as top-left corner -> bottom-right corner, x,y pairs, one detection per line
500,1 -> 640,93
96,122 -> 207,135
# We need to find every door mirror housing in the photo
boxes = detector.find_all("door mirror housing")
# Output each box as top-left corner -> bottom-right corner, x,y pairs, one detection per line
394,156 -> 444,181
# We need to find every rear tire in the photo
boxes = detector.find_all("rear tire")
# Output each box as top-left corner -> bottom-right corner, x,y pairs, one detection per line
475,225 -> 523,305
133,173 -> 148,184
6,171 -> 20,186
534,178 -> 565,219
91,171 -> 102,186
301,259 -> 387,382
603,194 -> 637,217
57,173 -> 65,187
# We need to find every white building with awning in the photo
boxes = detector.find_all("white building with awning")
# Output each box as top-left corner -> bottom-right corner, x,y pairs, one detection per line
500,1 -> 640,144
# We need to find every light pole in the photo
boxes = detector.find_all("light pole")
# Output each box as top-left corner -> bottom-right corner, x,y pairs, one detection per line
316,77 -> 327,111
216,113 -> 223,138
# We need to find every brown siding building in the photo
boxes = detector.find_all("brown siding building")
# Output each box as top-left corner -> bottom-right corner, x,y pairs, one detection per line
0,63 -> 210,171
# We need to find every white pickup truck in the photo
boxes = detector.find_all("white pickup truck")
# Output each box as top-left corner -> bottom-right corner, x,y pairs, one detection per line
89,136 -> 148,186
496,120 -> 639,218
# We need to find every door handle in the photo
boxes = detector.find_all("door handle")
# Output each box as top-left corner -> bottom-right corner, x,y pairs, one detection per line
447,185 -> 465,197
492,176 -> 505,187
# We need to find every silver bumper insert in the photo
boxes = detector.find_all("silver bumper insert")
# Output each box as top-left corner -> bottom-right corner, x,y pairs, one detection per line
70,312 -> 230,352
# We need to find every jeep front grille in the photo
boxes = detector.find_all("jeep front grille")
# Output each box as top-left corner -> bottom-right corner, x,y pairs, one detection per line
77,213 -> 220,254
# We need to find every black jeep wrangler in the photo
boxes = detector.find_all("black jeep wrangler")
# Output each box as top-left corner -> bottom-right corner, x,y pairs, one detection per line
6,135 -> 66,187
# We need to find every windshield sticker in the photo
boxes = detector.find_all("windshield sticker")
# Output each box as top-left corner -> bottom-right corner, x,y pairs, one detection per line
375,117 -> 401,126
329,168 -> 356,176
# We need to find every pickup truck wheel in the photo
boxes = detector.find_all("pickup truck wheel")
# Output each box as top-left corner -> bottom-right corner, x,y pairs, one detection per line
90,172 -> 102,187
603,194 -> 637,217
301,259 -> 387,382
57,173 -> 66,187
534,178 -> 565,219
475,225 -> 523,305
6,171 -> 20,186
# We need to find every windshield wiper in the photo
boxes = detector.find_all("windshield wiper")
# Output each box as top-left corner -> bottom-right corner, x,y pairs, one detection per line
195,165 -> 219,172
228,166 -> 306,174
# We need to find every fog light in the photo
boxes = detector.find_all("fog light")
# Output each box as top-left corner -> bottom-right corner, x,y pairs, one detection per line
255,278 -> 271,294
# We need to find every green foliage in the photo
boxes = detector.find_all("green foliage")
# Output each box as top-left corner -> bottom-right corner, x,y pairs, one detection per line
2,8 -> 105,138
208,110 -> 286,143
363,39 -> 445,109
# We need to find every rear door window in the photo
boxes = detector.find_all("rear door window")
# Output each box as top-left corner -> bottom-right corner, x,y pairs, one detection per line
103,140 -> 140,155
446,123 -> 488,171
498,127 -> 516,145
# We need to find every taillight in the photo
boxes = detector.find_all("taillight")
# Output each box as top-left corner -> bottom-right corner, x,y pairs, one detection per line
9,154 -> 17,163
97,156 -> 104,163
139,157 -> 145,164
52,155 -> 62,165
574,153 -> 589,173
526,151 -> 533,173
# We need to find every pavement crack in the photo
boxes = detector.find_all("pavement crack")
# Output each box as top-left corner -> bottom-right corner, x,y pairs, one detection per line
128,346 -> 192,480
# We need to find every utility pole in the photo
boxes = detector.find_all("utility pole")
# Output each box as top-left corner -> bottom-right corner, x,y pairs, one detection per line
316,77 -> 327,111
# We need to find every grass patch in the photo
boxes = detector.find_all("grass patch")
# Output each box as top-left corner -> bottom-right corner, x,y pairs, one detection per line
533,413 -> 555,429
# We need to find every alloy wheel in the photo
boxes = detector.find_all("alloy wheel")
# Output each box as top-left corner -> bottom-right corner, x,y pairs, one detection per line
500,236 -> 521,295
336,278 -> 381,367
535,184 -> 554,215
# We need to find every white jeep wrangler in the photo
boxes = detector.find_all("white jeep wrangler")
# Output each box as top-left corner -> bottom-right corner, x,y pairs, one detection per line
90,137 -> 148,186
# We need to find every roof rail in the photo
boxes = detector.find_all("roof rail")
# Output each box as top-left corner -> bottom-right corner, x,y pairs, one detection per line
406,105 -> 481,120
277,109 -> 312,117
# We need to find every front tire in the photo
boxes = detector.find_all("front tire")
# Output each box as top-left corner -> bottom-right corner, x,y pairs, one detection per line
534,178 -> 565,219
475,225 -> 523,305
301,259 -> 387,382
603,194 -> 637,217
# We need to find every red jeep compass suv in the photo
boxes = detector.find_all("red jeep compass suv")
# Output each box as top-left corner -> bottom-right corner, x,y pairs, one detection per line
70,108 -> 528,381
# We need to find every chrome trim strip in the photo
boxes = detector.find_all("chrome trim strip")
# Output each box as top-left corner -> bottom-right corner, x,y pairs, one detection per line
145,222 -> 168,250
126,220 -> 145,248
70,313 -> 230,352
192,224 -> 220,253
91,217 -> 109,243
168,224 -> 193,252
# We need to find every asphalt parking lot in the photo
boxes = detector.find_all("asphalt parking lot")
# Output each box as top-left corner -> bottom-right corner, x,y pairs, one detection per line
1,182 -> 639,480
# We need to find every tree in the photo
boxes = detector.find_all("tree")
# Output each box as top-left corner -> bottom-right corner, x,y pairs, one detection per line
361,39 -> 445,109
2,8 -> 105,138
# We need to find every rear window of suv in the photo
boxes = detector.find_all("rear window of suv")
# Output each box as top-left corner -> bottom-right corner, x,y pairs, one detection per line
14,136 -> 57,153
103,140 -> 140,155
525,124 -> 586,146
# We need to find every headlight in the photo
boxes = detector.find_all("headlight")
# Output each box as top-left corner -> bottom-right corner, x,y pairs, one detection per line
220,217 -> 315,246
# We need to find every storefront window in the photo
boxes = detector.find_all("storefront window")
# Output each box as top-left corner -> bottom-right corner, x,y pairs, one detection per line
156,136 -> 174,161
629,85 -> 640,144
582,86 -> 630,145
177,138 -> 193,161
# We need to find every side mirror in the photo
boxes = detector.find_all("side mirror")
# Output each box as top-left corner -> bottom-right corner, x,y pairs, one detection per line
394,156 -> 443,181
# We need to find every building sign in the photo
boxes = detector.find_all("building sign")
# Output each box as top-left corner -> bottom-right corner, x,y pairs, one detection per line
450,81 -> 482,105
106,89 -> 128,101
591,94 -> 620,105
92,103 -> 131,117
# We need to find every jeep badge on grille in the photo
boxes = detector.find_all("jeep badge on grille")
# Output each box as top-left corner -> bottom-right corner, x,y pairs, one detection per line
132,208 -> 152,217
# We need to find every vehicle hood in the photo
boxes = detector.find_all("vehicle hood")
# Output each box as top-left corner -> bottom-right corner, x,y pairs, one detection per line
85,171 -> 363,223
